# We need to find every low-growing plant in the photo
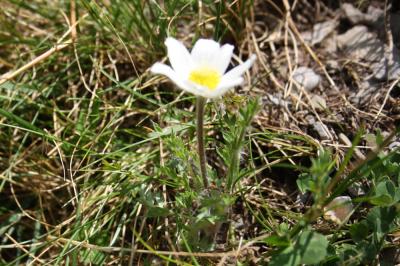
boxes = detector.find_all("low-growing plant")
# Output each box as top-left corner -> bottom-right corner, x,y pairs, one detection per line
267,130 -> 400,265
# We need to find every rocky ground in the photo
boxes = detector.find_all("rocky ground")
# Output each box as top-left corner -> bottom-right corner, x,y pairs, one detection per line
253,0 -> 399,152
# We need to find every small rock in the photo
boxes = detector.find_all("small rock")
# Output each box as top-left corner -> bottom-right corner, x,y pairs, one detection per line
310,94 -> 327,110
313,122 -> 330,140
306,115 -> 331,140
342,3 -> 383,25
366,5 -> 384,25
292,67 -> 321,91
324,196 -> 353,224
342,3 -> 368,25
267,93 -> 289,107
232,217 -> 245,230
323,34 -> 338,53
337,26 -> 383,62
302,20 -> 338,45
388,141 -> 400,151
348,182 -> 366,197
305,114 -> 316,124
373,57 -> 388,80
387,47 -> 400,80
295,192 -> 309,208
337,26 -> 389,80
349,81 -> 379,105
326,60 -> 340,70
337,24 -> 400,81
338,133 -> 366,160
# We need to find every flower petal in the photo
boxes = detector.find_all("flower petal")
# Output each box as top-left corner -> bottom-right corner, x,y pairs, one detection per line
165,37 -> 193,76
216,44 -> 234,74
190,77 -> 243,99
184,76 -> 244,99
191,39 -> 221,68
222,54 -> 257,81
151,63 -> 198,95
211,77 -> 244,98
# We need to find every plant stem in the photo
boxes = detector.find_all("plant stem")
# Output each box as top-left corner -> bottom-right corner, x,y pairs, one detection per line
196,96 -> 208,189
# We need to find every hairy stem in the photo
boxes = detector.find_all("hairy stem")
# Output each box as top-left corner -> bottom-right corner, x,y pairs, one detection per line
196,96 -> 208,189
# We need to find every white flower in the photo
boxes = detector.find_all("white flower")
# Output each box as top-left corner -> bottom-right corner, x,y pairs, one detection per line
151,37 -> 256,99
323,196 -> 353,224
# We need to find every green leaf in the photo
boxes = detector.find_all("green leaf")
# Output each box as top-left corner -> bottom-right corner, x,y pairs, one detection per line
80,249 -> 106,265
221,98 -> 260,191
269,229 -> 329,266
370,180 -> 397,206
0,107 -> 45,134
357,240 -> 380,262
264,235 -> 290,247
370,194 -> 393,206
296,173 -> 313,194
336,243 -> 362,265
350,221 -> 369,242
269,246 -> 301,266
146,206 -> 171,218
297,230 -> 329,264
0,213 -> 22,235
78,230 -> 109,265
76,110 -> 86,135
366,206 -> 398,236
395,188 -> 400,203
0,107 -> 58,143
148,123 -> 190,138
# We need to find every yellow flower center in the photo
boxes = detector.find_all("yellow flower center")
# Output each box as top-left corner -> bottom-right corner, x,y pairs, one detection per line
188,67 -> 221,90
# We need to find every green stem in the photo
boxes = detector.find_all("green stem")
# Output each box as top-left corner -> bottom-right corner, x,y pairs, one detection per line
196,96 -> 208,189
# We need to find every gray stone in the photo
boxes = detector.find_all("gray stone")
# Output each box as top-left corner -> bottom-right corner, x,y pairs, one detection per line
292,67 -> 321,91
302,20 -> 338,45
310,94 -> 327,110
314,122 -> 330,140
342,3 -> 383,25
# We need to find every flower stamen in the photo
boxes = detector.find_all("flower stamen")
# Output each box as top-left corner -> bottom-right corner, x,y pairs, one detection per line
189,67 -> 221,90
